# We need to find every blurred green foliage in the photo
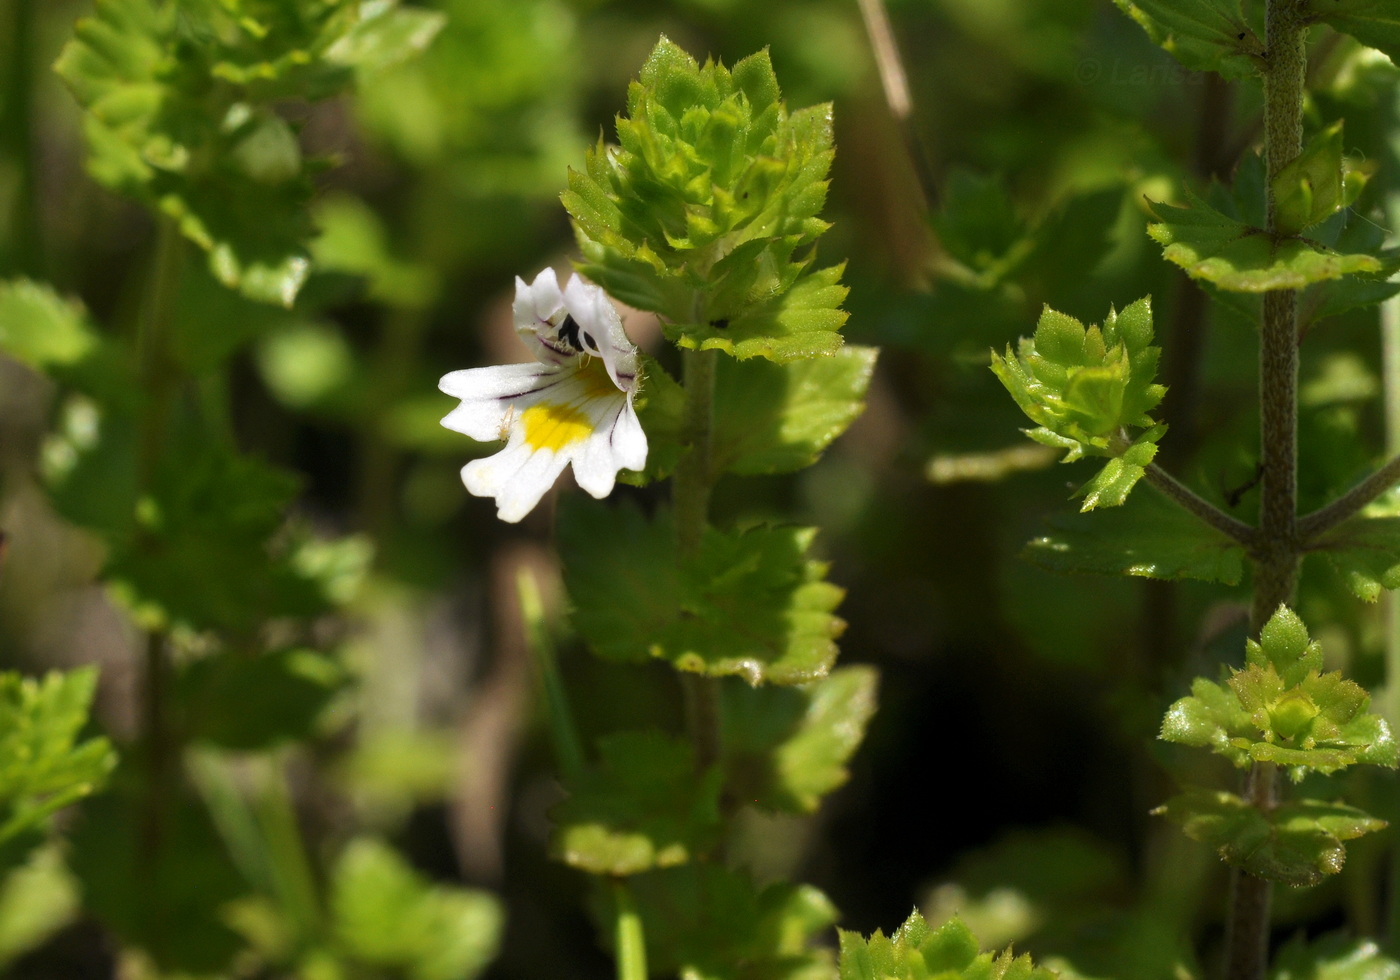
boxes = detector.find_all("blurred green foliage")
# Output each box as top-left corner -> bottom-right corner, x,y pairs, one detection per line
0,0 -> 1397,976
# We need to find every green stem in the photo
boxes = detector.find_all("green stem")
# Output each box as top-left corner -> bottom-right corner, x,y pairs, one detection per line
1,0 -> 43,276
1142,462 -> 1257,546
673,348 -> 723,773
517,566 -> 586,782
139,218 -> 185,485
136,217 -> 186,933
1297,453 -> 1400,541
1381,80 -> 1400,955
612,879 -> 648,980
1226,5 -> 1307,979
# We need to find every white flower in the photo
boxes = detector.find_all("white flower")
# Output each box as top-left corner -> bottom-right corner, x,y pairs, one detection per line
439,269 -> 648,522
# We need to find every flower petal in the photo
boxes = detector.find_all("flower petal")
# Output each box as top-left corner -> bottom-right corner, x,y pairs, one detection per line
562,274 -> 639,392
439,363 -> 565,442
513,268 -> 570,366
462,437 -> 572,523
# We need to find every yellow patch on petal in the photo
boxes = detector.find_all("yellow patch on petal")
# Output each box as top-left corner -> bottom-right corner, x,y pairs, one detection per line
521,402 -> 594,452
518,360 -> 617,452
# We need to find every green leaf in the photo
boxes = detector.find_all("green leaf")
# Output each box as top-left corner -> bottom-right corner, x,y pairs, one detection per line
0,845 -> 81,966
86,439 -> 339,634
1161,606 -> 1397,774
839,911 -> 1057,980
0,280 -> 97,370
332,837 -> 503,980
564,37 -> 843,359
177,649 -> 346,751
1072,431 -> 1160,511
1272,934 -> 1400,980
1112,0 -> 1264,79
1272,123 -> 1365,237
560,504 -> 846,685
669,263 -> 849,362
721,666 -> 878,814
323,5 -> 447,74
930,170 -> 1031,285
611,864 -> 838,980
620,355 -> 687,486
1154,790 -> 1386,886
1305,0 -> 1400,66
1147,191 -> 1384,292
311,194 -> 440,310
1025,490 -> 1246,585
54,0 -> 440,306
0,670 -> 115,862
550,732 -> 721,876
711,345 -> 876,475
1311,515 -> 1400,602
70,777 -> 245,972
991,298 -> 1166,491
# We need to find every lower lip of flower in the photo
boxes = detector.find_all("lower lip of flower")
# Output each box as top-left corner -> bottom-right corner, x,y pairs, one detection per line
522,402 -> 594,452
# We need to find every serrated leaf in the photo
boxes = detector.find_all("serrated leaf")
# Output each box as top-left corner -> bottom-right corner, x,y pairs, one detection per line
1112,0 -> 1264,79
722,666 -> 878,814
550,732 -> 721,876
1306,0 -> 1400,65
0,280 -> 97,370
565,37 -> 842,356
0,670 -> 115,860
332,837 -> 502,980
104,444 -> 330,634
710,345 -> 876,475
669,264 -> 849,362
610,864 -> 837,980
839,911 -> 1056,980
992,298 -> 1165,481
1026,490 -> 1246,584
560,503 -> 846,686
70,777 -> 244,972
1074,432 -> 1160,510
55,0 -> 439,307
1155,790 -> 1385,886
1273,934 -> 1400,980
1147,192 -> 1384,292
1162,607 -> 1397,773
1311,515 -> 1400,602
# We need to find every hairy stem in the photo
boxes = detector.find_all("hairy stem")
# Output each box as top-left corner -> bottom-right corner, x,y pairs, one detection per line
1297,453 -> 1400,541
1142,463 -> 1257,546
673,348 -> 722,772
1227,4 -> 1307,979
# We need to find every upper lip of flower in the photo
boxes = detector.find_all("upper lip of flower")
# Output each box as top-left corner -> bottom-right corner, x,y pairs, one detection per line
437,268 -> 648,522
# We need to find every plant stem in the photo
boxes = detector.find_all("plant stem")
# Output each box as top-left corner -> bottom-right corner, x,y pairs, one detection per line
1381,81 -> 1400,955
854,0 -> 937,210
1297,453 -> 1400,541
517,566 -> 586,782
673,348 -> 722,772
1,0 -> 43,276
1226,4 -> 1307,979
1142,463 -> 1258,546
612,878 -> 648,980
139,217 -> 185,485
